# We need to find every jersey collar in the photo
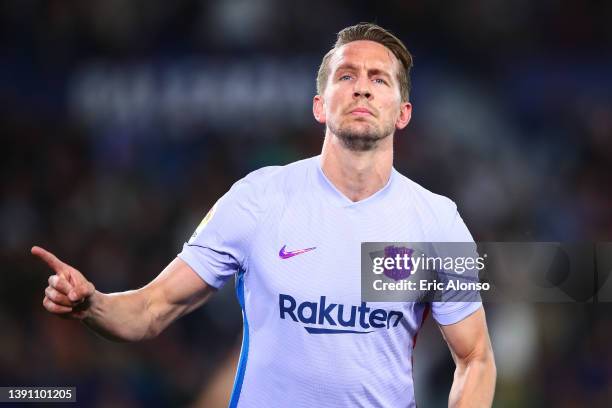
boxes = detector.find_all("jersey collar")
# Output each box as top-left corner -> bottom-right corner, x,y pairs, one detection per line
311,155 -> 396,209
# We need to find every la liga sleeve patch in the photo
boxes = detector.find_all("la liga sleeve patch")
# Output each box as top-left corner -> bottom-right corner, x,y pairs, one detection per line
189,201 -> 218,243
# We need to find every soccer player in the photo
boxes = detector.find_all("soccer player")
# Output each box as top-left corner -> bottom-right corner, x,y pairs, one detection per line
33,23 -> 496,407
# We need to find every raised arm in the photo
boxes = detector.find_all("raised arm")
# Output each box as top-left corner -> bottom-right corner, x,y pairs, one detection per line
32,246 -> 215,342
439,307 -> 496,408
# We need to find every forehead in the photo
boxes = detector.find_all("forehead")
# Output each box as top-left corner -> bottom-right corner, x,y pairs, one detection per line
329,40 -> 399,73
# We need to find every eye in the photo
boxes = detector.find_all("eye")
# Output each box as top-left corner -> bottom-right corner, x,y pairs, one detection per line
339,74 -> 353,81
373,78 -> 387,85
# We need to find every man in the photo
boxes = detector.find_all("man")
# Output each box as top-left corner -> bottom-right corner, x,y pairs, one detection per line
33,23 -> 496,407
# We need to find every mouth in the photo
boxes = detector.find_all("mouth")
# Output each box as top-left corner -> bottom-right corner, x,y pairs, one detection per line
350,107 -> 374,117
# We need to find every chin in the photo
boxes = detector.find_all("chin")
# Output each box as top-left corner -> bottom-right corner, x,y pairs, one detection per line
341,121 -> 378,136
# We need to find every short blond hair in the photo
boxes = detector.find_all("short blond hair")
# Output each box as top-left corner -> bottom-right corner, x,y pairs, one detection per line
316,23 -> 413,102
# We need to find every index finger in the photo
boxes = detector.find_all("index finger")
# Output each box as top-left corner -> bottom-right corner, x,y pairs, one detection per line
31,246 -> 69,278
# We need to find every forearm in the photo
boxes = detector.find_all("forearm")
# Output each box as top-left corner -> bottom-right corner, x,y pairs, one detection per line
448,351 -> 496,408
82,289 -> 159,342
36,252 -> 211,342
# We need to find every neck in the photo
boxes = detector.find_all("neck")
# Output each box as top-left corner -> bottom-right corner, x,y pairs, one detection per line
320,130 -> 394,202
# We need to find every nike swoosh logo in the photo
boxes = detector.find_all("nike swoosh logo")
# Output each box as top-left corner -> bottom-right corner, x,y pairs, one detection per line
279,244 -> 316,259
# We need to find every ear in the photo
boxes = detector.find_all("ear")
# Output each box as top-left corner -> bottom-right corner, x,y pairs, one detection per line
313,95 -> 326,124
395,102 -> 412,130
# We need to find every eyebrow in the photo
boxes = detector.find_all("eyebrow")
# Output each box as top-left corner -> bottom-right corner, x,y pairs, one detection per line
335,63 -> 393,80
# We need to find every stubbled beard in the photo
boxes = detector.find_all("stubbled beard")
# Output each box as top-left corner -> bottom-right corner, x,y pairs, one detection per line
328,121 -> 393,152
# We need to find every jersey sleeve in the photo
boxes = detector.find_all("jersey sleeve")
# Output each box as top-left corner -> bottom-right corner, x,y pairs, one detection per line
431,202 -> 483,325
177,174 -> 264,289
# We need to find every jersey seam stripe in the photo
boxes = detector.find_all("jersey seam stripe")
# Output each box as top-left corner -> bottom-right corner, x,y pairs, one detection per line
228,269 -> 249,408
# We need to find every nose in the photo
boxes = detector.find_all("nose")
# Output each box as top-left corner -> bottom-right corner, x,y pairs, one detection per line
353,89 -> 371,99
353,77 -> 372,100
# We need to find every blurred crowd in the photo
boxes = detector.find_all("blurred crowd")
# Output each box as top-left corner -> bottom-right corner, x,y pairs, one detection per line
1,1 -> 611,407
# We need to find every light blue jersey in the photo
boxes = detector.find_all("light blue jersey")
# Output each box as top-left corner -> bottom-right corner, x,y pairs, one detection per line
178,156 -> 482,408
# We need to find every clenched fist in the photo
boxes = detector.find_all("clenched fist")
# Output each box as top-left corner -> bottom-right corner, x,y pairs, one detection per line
31,246 -> 95,320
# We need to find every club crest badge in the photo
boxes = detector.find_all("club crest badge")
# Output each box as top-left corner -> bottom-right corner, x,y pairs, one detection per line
383,246 -> 414,281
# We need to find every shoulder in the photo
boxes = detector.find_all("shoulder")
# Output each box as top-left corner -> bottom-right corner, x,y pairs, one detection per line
392,170 -> 461,237
233,156 -> 315,198
225,157 -> 316,204
393,171 -> 457,214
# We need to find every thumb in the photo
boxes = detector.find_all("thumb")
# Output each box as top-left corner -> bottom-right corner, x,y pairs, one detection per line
69,280 -> 95,302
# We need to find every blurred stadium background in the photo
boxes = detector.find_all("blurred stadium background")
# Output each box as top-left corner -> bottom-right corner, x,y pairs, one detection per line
1,1 -> 611,406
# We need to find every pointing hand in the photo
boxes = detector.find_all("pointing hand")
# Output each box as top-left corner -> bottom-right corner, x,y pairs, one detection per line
31,246 -> 95,320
